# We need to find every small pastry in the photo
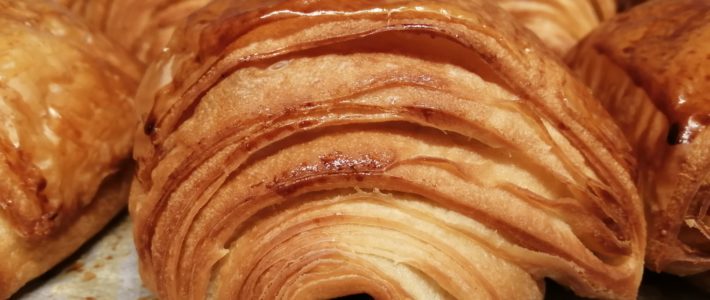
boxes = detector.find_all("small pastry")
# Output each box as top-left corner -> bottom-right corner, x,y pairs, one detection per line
566,0 -> 710,275
0,0 -> 140,297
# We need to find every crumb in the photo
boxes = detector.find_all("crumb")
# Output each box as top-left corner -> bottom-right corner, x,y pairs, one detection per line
105,255 -> 113,260
94,262 -> 103,268
66,261 -> 84,273
85,297 -> 96,300
110,235 -> 123,250
82,271 -> 96,281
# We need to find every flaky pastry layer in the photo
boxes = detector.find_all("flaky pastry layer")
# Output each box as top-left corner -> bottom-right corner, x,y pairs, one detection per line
566,0 -> 710,275
131,1 -> 645,299
0,0 -> 139,296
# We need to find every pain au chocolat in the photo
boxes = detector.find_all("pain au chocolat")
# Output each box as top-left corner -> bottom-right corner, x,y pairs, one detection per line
566,0 -> 710,275
0,0 -> 140,297
130,0 -> 646,299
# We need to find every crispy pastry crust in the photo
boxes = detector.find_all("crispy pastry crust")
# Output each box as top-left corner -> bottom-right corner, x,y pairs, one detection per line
498,0 -> 617,55
0,0 -> 139,297
566,0 -> 710,275
57,0 -> 210,63
131,0 -> 645,299
57,0 -> 620,62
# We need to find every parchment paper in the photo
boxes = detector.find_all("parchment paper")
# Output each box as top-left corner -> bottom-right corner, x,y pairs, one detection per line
11,213 -> 708,300
13,214 -> 153,300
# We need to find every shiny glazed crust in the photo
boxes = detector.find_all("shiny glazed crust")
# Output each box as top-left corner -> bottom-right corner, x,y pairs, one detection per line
57,0 -> 210,63
0,0 -> 139,297
497,0 -> 617,55
566,0 -> 710,275
131,0 -> 645,299
57,0 -> 620,62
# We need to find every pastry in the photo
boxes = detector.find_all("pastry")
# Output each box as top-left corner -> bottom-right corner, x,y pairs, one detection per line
57,0 -> 210,63
566,0 -> 710,275
497,0 -> 617,54
131,0 -> 645,299
0,0 -> 140,297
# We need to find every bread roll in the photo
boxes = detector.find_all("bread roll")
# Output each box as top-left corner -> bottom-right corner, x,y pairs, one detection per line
0,0 -> 140,297
131,0 -> 645,299
566,0 -> 710,275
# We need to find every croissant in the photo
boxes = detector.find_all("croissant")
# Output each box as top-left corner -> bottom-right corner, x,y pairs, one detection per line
130,0 -> 646,299
566,0 -> 710,276
0,0 -> 140,297
57,0 -> 210,63
495,0 -> 617,55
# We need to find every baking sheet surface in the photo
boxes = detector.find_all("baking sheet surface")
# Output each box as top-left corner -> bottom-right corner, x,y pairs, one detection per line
15,214 -> 153,300
12,214 -> 708,300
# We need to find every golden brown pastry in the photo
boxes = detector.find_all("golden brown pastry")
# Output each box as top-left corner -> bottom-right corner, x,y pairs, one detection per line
57,0 -> 210,63
0,0 -> 140,297
497,0 -> 618,55
566,0 -> 710,275
131,0 -> 646,299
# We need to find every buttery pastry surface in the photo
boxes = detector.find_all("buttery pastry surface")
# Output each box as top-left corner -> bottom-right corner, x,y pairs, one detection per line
57,0 -> 621,62
0,0 -> 139,297
131,0 -> 645,299
57,0 -> 210,63
566,0 -> 710,275
497,0 -> 617,55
